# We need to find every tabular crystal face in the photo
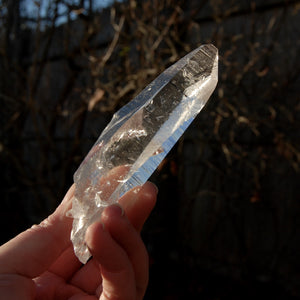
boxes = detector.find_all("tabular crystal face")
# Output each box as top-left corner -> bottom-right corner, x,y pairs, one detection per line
68,44 -> 218,263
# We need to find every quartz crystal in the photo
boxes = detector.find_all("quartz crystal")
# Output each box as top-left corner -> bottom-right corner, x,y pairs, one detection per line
68,44 -> 218,263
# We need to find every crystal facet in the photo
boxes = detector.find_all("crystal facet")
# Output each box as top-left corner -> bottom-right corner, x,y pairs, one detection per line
69,44 -> 218,263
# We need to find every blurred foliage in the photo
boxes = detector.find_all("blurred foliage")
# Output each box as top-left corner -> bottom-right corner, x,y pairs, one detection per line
0,0 -> 299,299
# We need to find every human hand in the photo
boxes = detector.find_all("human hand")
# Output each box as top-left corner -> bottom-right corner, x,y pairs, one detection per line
0,181 -> 157,300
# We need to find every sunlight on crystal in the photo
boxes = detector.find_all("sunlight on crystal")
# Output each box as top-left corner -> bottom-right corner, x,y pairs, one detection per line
68,44 -> 218,263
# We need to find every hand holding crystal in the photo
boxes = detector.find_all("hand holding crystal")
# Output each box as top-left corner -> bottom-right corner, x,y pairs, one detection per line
0,177 -> 157,300
0,43 -> 218,299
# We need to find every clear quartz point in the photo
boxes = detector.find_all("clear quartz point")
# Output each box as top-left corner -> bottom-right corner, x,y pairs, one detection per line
69,44 -> 218,263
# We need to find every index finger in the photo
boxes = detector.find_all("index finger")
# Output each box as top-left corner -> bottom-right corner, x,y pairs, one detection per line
118,181 -> 158,232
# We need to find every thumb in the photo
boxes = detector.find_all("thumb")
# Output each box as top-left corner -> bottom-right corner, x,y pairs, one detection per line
0,185 -> 75,278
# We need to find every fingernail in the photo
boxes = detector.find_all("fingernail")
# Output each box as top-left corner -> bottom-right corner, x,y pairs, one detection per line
100,222 -> 105,231
110,203 -> 125,216
150,182 -> 159,195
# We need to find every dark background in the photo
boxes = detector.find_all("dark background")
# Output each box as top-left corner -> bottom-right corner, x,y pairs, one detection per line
1,0 -> 299,299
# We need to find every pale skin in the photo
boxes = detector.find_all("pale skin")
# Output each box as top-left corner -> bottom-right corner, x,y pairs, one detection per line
0,181 -> 158,300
